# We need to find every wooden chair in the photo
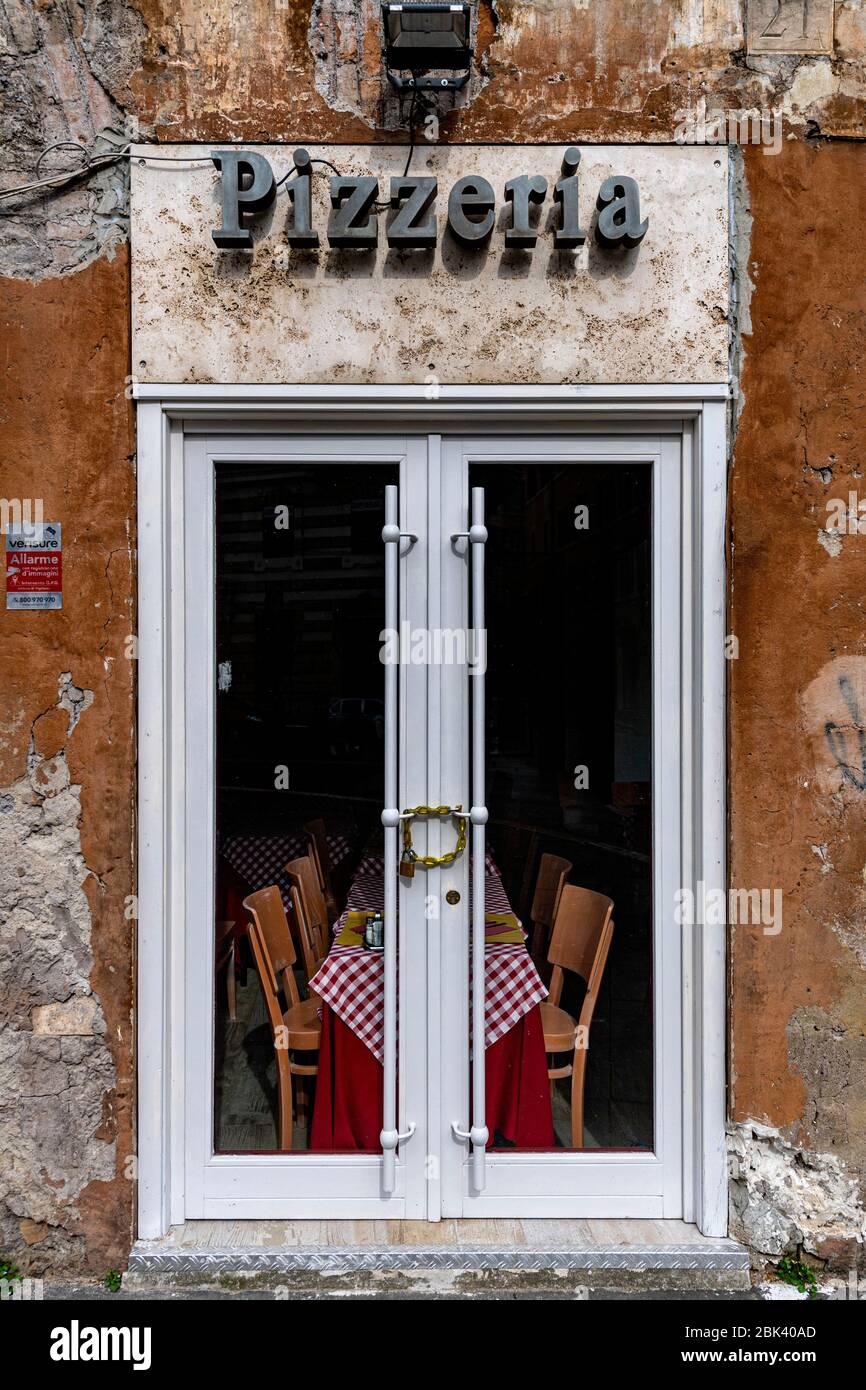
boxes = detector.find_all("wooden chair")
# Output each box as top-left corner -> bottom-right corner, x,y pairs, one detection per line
284,853 -> 329,958
288,883 -> 325,988
304,818 -> 338,918
529,852 -> 572,963
540,884 -> 615,1149
243,887 -> 321,1150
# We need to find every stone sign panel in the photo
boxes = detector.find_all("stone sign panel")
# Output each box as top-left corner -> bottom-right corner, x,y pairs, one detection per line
131,144 -> 728,387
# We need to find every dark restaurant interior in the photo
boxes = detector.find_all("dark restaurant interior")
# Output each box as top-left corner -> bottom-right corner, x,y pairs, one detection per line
213,458 -> 653,1156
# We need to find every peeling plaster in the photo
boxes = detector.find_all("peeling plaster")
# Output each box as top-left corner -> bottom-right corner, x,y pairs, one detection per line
801,657 -> 866,796
817,526 -> 844,556
0,674 -> 117,1272
729,1121 -> 866,1268
728,143 -> 754,439
826,915 -> 866,970
810,842 -> 833,874
0,0 -> 145,280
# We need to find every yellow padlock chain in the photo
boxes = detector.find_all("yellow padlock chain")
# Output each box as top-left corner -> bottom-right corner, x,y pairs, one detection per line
401,804 -> 467,869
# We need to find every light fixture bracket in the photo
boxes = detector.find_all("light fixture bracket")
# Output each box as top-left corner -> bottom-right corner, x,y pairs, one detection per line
382,2 -> 472,92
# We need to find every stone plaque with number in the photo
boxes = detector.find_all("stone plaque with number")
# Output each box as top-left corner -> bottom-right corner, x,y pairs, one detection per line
747,0 -> 834,55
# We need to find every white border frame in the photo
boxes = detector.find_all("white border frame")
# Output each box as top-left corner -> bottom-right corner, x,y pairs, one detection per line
136,383 -> 728,1239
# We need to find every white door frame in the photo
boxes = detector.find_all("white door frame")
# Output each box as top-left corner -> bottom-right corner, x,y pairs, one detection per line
135,383 -> 728,1238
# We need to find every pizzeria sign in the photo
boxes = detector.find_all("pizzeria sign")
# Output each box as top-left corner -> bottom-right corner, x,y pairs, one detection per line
210,146 -> 648,254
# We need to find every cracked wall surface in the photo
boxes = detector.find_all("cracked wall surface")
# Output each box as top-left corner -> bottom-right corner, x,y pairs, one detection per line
1,1 -> 865,1272
0,249 -> 135,1274
0,678 -> 116,1272
0,0 -> 144,278
729,137 -> 866,1271
729,1121 -> 866,1268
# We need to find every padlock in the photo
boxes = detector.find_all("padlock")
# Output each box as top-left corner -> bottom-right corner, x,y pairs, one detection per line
400,848 -> 416,880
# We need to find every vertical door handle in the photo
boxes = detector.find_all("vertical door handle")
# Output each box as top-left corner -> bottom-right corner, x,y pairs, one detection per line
380,485 -> 417,1193
450,487 -> 489,1191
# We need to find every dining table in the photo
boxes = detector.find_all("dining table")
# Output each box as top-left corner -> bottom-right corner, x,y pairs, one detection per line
309,854 -> 556,1152
216,828 -> 355,953
221,829 -> 354,899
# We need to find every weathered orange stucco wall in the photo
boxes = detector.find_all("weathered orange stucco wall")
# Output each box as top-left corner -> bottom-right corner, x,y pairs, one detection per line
0,250 -> 135,1272
729,140 -> 866,1263
1,0 -> 865,1273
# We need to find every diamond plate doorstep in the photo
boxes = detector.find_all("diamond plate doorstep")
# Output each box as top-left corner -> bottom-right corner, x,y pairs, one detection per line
127,1220 -> 751,1292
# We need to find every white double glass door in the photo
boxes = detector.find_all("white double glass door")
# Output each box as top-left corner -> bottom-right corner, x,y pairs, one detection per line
183,429 -> 683,1220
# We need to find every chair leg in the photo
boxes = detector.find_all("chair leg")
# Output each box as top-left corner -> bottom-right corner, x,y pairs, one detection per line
276,1049 -> 294,1151
571,1046 -> 588,1150
294,1072 -> 309,1127
226,941 -> 237,1022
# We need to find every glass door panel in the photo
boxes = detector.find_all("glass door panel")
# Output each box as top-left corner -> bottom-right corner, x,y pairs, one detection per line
213,461 -> 397,1156
439,437 -> 683,1218
184,434 -> 429,1218
475,460 -> 654,1154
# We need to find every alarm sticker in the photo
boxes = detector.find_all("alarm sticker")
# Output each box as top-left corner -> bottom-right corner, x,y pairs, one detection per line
6,523 -> 62,610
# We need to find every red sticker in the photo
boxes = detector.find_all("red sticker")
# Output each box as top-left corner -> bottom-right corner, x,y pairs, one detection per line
6,550 -> 62,593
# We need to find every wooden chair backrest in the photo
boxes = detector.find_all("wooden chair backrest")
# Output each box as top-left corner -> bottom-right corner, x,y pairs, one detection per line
245,913 -> 285,1042
284,854 -> 328,957
305,834 -> 326,896
304,819 -> 331,888
530,853 -> 572,930
547,884 -> 615,1026
243,887 -> 301,1008
289,883 -> 322,983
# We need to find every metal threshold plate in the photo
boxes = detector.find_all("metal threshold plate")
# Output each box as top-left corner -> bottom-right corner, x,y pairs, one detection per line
128,1221 -> 750,1281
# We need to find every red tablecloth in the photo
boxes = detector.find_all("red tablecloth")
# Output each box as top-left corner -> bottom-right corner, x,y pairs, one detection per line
310,1002 -> 555,1152
310,863 -> 547,1060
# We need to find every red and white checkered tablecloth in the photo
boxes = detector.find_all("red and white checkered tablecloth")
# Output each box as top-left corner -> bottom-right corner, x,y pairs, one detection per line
221,830 -> 353,901
309,859 -> 547,1064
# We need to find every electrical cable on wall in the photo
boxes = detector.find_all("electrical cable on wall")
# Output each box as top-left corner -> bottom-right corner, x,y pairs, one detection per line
0,86 -> 430,205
